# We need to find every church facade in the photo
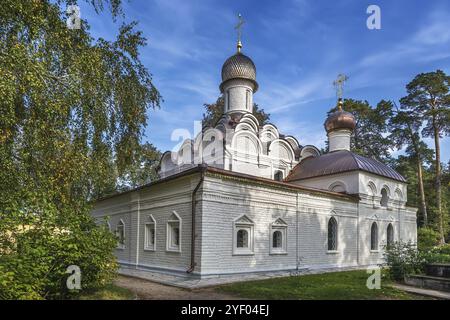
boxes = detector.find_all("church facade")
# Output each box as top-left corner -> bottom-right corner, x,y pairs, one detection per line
91,40 -> 417,280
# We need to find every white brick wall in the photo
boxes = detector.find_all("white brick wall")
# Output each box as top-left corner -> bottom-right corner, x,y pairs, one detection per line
91,170 -> 417,278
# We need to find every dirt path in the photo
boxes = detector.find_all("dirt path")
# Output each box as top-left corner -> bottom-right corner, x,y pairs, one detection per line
114,275 -> 240,300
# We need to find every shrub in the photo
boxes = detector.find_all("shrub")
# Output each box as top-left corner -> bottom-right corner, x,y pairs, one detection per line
0,202 -> 118,300
383,241 -> 426,281
422,244 -> 450,264
417,227 -> 441,251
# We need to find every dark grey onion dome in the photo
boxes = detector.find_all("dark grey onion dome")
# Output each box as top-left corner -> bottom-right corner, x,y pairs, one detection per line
220,52 -> 258,92
324,110 -> 356,133
285,150 -> 406,183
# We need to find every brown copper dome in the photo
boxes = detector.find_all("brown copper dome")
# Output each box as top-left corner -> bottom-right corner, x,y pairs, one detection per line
324,110 -> 356,133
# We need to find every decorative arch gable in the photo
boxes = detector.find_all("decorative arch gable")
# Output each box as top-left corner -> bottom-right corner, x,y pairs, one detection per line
299,145 -> 320,161
231,131 -> 262,155
328,181 -> 347,193
268,139 -> 295,162
367,181 -> 377,196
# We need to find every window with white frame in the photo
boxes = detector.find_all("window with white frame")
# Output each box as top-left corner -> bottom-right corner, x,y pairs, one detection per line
116,220 -> 125,249
166,212 -> 181,252
233,215 -> 254,255
270,218 -> 287,254
371,222 -> 378,251
144,215 -> 156,251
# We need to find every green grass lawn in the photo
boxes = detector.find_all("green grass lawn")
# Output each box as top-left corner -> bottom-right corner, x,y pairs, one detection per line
217,270 -> 426,300
77,284 -> 136,300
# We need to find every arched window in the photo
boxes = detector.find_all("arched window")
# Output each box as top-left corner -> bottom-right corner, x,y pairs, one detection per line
328,217 -> 338,251
387,223 -> 394,247
270,218 -> 287,254
116,220 -> 125,249
380,188 -> 389,207
166,212 -> 181,252
233,215 -> 254,255
371,222 -> 378,251
144,215 -> 156,251
274,170 -> 283,181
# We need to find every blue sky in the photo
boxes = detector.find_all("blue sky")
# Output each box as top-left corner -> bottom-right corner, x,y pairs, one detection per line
79,0 -> 450,162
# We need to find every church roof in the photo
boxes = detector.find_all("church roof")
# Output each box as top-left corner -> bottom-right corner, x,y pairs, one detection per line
95,164 -> 359,203
285,150 -> 406,183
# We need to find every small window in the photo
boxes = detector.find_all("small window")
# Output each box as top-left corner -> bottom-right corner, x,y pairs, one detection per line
387,223 -> 394,247
233,215 -> 254,255
144,215 -> 156,251
380,188 -> 389,207
274,170 -> 283,181
116,220 -> 125,249
270,218 -> 288,254
166,212 -> 181,252
226,90 -> 230,111
371,222 -> 378,251
236,229 -> 248,248
273,231 -> 282,248
328,217 -> 338,251
246,90 -> 250,110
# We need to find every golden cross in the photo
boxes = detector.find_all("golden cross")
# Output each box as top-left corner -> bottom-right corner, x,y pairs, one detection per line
333,74 -> 348,101
234,13 -> 245,52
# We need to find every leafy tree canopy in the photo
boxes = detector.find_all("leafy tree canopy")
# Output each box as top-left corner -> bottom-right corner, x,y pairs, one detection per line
0,0 -> 160,298
327,99 -> 393,161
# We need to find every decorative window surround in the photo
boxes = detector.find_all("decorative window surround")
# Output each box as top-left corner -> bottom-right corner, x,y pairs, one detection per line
270,218 -> 288,255
233,215 -> 254,255
166,211 -> 181,253
144,214 -> 156,251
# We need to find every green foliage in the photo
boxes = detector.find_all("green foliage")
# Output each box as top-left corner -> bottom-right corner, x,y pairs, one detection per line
0,197 -> 118,300
202,95 -> 271,127
400,70 -> 450,243
383,242 -> 426,281
417,227 -> 442,251
421,245 -> 450,264
0,0 -> 160,299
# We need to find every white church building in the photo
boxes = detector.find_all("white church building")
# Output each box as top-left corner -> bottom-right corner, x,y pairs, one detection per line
92,37 -> 417,281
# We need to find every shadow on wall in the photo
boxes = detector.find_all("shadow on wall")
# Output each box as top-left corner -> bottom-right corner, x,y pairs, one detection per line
226,179 -> 358,270
300,205 -> 357,268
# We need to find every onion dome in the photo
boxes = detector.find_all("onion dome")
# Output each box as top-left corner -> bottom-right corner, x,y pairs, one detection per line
220,52 -> 258,92
324,99 -> 356,133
